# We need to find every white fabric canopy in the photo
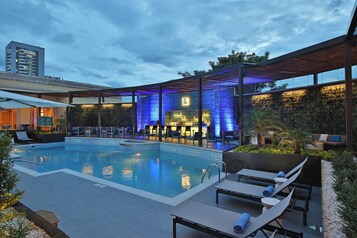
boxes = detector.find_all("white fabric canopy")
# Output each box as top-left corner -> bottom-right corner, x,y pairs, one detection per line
0,90 -> 74,109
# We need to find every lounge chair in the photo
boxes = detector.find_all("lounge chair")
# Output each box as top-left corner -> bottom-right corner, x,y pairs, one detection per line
171,130 -> 181,143
216,168 -> 308,226
172,189 -> 303,238
15,131 -> 33,143
206,132 -> 217,147
236,157 -> 311,198
185,132 -> 201,145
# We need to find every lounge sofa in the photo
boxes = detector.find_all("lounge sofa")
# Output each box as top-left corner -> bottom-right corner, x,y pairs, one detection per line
312,134 -> 346,149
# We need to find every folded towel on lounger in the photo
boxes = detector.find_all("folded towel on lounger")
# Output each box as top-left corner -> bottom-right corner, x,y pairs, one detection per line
234,212 -> 250,233
277,171 -> 285,178
263,185 -> 275,197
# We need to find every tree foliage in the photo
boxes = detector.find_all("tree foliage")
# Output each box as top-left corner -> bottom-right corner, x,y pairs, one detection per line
243,110 -> 283,147
178,50 -> 270,77
279,128 -> 312,154
209,51 -> 270,70
178,50 -> 283,92
70,105 -> 133,127
0,131 -> 29,237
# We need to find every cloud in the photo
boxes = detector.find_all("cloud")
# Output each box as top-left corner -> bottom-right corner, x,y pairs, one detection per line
76,68 -> 108,80
0,0 -> 60,36
0,0 -> 355,87
48,32 -> 75,45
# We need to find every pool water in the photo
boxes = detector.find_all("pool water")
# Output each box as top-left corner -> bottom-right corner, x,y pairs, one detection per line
14,144 -> 218,198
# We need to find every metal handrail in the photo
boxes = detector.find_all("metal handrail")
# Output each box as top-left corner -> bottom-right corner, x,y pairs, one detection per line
12,147 -> 46,164
213,161 -> 228,180
201,163 -> 221,183
13,159 -> 44,165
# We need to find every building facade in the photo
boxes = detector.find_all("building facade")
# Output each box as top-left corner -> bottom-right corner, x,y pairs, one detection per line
6,41 -> 45,77
0,71 -> 117,131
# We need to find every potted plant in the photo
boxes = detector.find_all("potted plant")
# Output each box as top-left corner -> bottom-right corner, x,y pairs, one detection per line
279,128 -> 312,154
243,109 -> 282,147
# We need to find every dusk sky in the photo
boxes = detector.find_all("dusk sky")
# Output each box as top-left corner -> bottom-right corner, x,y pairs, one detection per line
0,0 -> 355,88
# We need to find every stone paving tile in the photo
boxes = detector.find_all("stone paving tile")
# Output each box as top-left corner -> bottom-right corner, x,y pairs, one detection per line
16,170 -> 322,238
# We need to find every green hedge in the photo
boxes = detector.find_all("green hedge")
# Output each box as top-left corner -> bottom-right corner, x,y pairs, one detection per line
331,152 -> 357,238
245,83 -> 357,150
70,104 -> 133,127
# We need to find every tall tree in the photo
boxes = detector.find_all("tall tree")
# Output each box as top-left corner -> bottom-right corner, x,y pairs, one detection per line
208,51 -> 269,70
177,50 -> 284,92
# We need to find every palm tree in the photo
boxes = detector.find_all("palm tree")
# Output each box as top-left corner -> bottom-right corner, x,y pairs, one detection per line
279,128 -> 312,154
244,110 -> 282,147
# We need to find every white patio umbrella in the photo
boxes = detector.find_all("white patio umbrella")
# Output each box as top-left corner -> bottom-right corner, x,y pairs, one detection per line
0,90 -> 74,109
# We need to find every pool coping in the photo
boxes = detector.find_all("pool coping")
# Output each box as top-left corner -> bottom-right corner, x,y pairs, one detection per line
13,140 -> 224,206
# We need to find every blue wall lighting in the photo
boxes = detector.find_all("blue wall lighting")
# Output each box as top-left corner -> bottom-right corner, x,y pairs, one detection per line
137,88 -> 236,136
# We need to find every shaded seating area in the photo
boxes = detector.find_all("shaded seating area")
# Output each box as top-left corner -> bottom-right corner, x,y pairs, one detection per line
172,189 -> 303,238
311,133 -> 346,150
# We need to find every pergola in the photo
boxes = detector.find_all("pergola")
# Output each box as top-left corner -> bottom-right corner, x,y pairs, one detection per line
41,3 -> 357,150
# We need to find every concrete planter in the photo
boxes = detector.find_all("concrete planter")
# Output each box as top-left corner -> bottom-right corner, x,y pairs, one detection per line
28,132 -> 66,143
223,152 -> 321,186
14,203 -> 69,238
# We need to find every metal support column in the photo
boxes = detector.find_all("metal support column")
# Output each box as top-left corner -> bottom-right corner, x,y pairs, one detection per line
198,77 -> 203,147
313,73 -> 318,85
238,64 -> 244,145
67,93 -> 73,134
132,90 -> 136,138
98,93 -> 102,129
344,41 -> 354,151
159,85 -> 163,142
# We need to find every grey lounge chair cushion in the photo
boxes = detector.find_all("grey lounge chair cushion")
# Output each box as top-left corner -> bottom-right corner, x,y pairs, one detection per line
16,131 -> 33,141
216,168 -> 302,199
237,157 -> 307,181
172,189 -> 294,238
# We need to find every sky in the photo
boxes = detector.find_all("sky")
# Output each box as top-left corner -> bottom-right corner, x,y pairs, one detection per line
0,0 -> 355,88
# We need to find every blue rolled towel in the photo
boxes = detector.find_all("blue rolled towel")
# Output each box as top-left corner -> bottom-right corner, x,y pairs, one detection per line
263,185 -> 275,197
277,171 -> 285,178
234,212 -> 250,233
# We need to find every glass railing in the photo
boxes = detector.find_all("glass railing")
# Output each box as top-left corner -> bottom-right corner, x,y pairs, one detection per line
68,126 -> 134,138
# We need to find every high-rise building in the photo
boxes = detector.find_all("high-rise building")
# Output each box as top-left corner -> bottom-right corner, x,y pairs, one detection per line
5,41 -> 45,77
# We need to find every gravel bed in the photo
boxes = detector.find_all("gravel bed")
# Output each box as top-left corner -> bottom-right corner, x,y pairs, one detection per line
321,160 -> 346,238
24,218 -> 51,238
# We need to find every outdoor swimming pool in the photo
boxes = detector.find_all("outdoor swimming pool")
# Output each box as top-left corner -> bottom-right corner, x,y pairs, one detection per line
13,139 -> 222,204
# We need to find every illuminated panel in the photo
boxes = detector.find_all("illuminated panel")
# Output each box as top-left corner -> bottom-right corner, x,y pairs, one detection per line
181,96 -> 190,106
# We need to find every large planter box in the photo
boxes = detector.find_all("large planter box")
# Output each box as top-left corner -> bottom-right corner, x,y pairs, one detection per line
28,132 -> 66,143
223,152 -> 321,187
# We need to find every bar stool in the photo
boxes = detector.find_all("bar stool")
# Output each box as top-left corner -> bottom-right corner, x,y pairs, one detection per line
185,126 -> 191,137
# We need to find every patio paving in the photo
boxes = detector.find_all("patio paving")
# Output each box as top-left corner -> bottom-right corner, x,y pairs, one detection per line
16,170 -> 323,238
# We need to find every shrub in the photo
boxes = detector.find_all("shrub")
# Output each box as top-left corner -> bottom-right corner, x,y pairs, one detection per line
0,131 -> 29,237
233,144 -> 336,160
331,152 -> 357,238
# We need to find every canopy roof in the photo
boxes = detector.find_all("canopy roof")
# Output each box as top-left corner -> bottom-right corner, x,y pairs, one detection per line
0,90 -> 73,109
61,34 -> 356,99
